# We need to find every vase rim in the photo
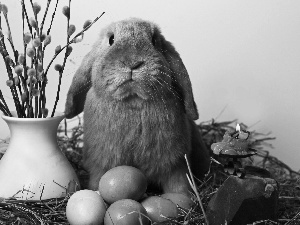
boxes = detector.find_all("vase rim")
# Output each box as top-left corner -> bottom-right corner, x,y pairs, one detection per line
1,111 -> 65,121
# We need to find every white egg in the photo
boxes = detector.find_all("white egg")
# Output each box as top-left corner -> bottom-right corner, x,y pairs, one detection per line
66,189 -> 106,225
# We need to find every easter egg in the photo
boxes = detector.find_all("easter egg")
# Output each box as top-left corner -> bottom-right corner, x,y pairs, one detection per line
104,199 -> 149,225
161,193 -> 195,210
141,196 -> 179,223
99,166 -> 147,204
66,189 -> 106,225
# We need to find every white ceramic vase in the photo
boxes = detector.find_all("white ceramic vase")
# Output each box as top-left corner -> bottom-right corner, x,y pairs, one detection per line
0,112 -> 80,200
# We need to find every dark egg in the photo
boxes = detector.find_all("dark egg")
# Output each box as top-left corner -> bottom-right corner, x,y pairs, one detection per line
141,196 -> 179,223
99,165 -> 147,204
104,199 -> 149,225
161,192 -> 195,210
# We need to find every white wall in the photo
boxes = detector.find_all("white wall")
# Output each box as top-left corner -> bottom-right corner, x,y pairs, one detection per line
1,0 -> 300,170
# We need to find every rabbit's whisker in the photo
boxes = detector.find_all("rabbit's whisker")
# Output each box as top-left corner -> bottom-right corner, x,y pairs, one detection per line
159,64 -> 188,89
144,77 -> 169,120
147,75 -> 176,119
154,72 -> 184,103
139,82 -> 160,118
154,83 -> 170,120
152,72 -> 188,112
140,81 -> 155,102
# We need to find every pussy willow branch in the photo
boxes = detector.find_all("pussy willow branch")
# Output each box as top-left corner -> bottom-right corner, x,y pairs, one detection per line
0,9 -> 11,117
2,6 -> 24,107
27,74 -> 35,118
15,77 -> 23,102
0,41 -> 23,117
21,3 -> 30,116
0,103 -> 9,116
0,104 -> 8,116
3,11 -> 18,64
21,0 -> 37,117
39,0 -> 59,115
21,0 -> 32,34
0,2 -> 103,118
31,5 -> 41,123
0,90 -> 12,116
40,0 -> 51,35
0,11 -> 23,118
51,0 -> 72,117
38,0 -> 56,117
46,12 -> 104,116
47,0 -> 59,35
22,0 -> 45,117
71,12 -> 105,41
29,0 -> 39,36
0,102 -> 11,116
29,0 -> 37,24
43,12 -> 105,79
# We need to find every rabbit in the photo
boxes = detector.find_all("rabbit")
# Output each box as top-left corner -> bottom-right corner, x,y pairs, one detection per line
65,18 -> 210,195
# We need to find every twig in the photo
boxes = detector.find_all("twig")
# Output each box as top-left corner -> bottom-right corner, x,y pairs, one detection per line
29,0 -> 39,35
0,90 -> 12,116
284,210 -> 300,225
0,41 -> 23,117
50,12 -> 105,117
0,103 -> 9,116
21,2 -> 30,117
185,154 -> 209,225
279,196 -> 300,200
215,104 -> 228,120
21,0 -> 32,34
47,0 -> 59,35
43,12 -> 105,79
51,0 -> 72,117
40,0 -> 51,34
2,11 -> 18,63
256,151 -> 300,176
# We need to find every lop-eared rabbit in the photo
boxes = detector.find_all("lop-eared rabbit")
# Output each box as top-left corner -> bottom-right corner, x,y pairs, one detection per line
65,18 -> 210,195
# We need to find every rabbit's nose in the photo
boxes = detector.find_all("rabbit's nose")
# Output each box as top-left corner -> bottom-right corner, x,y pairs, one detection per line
130,61 -> 144,70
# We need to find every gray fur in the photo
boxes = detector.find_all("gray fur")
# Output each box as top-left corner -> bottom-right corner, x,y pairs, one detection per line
65,18 -> 210,195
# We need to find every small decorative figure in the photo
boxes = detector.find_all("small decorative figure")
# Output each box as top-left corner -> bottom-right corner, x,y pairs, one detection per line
211,124 -> 257,178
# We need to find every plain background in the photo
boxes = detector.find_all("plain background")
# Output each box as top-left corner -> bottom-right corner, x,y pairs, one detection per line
1,0 -> 300,170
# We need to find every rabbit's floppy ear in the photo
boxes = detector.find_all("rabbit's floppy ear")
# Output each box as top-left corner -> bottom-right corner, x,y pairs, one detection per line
160,35 -> 199,120
65,49 -> 96,119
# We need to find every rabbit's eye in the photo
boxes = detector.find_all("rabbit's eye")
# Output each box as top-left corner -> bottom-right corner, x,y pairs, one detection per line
109,35 -> 114,46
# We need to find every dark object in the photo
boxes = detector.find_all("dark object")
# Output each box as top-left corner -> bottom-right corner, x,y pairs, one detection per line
219,148 -> 257,159
206,175 -> 279,225
244,165 -> 272,178
222,150 -> 257,178
211,128 -> 257,177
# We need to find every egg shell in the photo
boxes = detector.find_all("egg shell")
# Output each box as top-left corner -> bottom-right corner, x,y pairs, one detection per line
141,196 -> 179,223
66,189 -> 106,225
104,199 -> 149,225
161,192 -> 195,210
99,166 -> 147,204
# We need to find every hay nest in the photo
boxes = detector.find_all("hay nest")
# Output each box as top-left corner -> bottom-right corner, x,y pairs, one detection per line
0,117 -> 299,225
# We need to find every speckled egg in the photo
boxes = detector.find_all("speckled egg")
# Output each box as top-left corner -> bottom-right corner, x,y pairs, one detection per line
161,192 -> 195,210
104,199 -> 149,225
99,166 -> 147,204
66,189 -> 106,225
141,196 -> 179,223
